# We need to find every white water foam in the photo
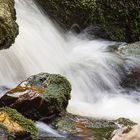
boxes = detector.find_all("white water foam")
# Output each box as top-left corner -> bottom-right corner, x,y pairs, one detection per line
0,0 -> 139,123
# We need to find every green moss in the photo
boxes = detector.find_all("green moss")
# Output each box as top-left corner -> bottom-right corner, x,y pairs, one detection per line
44,74 -> 71,113
0,0 -> 18,49
117,118 -> 136,126
27,73 -> 71,114
0,107 -> 38,139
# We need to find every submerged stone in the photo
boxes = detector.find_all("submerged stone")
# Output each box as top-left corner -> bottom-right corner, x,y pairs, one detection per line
0,0 -> 18,49
0,73 -> 71,120
0,107 -> 38,139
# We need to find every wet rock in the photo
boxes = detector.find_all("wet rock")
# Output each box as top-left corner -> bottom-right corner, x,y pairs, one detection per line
0,0 -> 18,49
0,107 -> 38,139
51,113 -> 119,140
118,42 -> 140,90
118,42 -> 140,56
36,0 -> 140,42
0,73 -> 71,120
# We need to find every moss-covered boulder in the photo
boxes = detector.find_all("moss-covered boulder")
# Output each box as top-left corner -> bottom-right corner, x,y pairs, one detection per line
0,0 -> 18,49
36,0 -> 140,42
0,73 -> 71,120
0,107 -> 38,139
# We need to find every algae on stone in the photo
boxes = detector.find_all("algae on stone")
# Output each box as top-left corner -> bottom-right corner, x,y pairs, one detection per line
0,0 -> 18,49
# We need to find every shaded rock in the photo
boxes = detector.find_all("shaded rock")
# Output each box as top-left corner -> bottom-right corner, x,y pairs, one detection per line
0,107 -> 38,139
0,0 -> 18,49
0,73 -> 71,120
36,0 -> 140,42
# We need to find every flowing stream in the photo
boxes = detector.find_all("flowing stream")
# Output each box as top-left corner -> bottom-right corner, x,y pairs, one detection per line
0,0 -> 140,126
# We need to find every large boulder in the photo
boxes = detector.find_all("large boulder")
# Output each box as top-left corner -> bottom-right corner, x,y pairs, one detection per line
0,73 -> 71,120
36,0 -> 140,42
0,0 -> 18,49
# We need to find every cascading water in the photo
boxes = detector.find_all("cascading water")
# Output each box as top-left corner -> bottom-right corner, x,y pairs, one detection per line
0,0 -> 140,124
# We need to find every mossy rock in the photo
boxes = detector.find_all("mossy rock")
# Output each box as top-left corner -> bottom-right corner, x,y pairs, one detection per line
0,0 -> 18,49
117,117 -> 136,127
36,0 -> 140,42
51,113 -> 118,140
0,73 -> 71,120
0,107 -> 38,139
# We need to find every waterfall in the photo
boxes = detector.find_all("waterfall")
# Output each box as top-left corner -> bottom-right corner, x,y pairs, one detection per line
0,0 -> 140,123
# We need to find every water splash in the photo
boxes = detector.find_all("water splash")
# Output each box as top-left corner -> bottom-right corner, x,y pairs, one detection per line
36,121 -> 63,138
0,0 -> 139,123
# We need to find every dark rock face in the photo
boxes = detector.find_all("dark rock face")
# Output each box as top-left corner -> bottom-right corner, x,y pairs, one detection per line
35,0 -> 96,30
0,73 -> 71,120
94,0 -> 140,43
36,0 -> 140,42
0,0 -> 18,49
